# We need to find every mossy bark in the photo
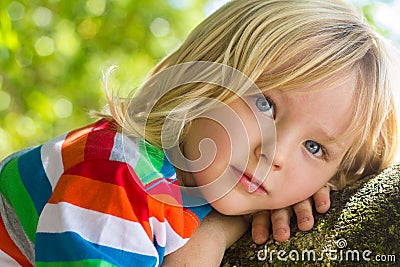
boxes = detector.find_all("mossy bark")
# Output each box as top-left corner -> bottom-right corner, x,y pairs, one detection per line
222,164 -> 400,267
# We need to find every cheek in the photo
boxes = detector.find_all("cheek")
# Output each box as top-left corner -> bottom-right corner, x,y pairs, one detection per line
185,121 -> 233,185
273,165 -> 336,207
185,119 -> 229,158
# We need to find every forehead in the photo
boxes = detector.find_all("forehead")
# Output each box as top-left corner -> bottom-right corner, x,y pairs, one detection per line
281,70 -> 357,149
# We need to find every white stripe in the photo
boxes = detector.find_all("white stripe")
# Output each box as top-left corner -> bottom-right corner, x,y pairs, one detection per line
0,250 -> 22,267
109,133 -> 141,169
149,217 -> 188,255
41,134 -> 67,190
37,202 -> 158,257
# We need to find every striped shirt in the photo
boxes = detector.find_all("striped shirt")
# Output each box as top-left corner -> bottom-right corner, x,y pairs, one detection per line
0,119 -> 211,267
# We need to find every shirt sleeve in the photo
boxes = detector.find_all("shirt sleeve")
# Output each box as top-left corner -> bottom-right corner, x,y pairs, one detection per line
34,159 -> 161,267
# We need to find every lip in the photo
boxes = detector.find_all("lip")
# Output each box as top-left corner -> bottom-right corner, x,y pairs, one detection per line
231,166 -> 268,194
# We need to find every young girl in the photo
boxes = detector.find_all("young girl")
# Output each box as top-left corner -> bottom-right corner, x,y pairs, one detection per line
1,0 -> 398,266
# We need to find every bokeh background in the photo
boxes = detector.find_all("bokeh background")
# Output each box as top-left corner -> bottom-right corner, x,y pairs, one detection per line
1,0 -> 399,159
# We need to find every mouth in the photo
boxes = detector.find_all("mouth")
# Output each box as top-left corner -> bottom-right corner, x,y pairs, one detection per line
232,166 -> 268,194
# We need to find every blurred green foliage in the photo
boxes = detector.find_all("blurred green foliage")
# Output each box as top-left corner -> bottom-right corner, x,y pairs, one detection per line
0,0 -> 210,159
0,0 -> 398,159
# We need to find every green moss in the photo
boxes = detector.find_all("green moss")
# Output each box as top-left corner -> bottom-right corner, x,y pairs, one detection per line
222,164 -> 400,267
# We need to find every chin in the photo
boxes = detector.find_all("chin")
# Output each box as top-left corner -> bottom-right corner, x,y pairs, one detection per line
209,200 -> 249,216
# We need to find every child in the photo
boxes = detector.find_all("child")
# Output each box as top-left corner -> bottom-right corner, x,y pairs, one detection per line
0,0 -> 398,266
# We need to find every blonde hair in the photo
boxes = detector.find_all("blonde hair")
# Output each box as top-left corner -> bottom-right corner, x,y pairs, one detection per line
103,0 -> 398,188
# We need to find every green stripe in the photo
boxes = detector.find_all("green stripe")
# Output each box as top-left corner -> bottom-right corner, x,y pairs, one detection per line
144,141 -> 164,171
0,157 -> 39,242
36,259 -> 118,267
135,140 -> 165,184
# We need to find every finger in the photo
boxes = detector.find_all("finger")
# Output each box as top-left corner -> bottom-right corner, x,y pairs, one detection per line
313,184 -> 331,214
271,207 -> 292,242
251,210 -> 271,245
293,198 -> 314,231
243,213 -> 253,224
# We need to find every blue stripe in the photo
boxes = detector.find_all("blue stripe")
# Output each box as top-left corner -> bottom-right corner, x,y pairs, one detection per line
160,156 -> 176,178
146,177 -> 177,191
18,145 -> 53,214
186,203 -> 212,222
154,237 -> 165,267
141,171 -> 159,182
36,232 -> 158,266
181,188 -> 211,208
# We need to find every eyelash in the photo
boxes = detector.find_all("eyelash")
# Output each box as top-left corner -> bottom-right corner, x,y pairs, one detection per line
265,96 -> 276,118
254,95 -> 276,118
306,141 -> 330,161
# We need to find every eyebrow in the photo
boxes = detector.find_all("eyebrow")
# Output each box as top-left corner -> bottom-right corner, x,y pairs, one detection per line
270,89 -> 348,158
317,123 -> 338,143
315,126 -> 347,159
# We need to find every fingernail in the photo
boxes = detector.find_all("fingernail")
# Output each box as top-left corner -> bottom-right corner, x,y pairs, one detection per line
254,232 -> 266,242
318,201 -> 327,208
276,228 -> 286,235
299,216 -> 310,224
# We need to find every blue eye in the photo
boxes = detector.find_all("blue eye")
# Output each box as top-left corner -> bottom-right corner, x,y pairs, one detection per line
255,96 -> 274,118
304,140 -> 322,156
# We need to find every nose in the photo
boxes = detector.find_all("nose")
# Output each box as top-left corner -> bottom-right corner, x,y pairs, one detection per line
253,124 -> 276,174
271,159 -> 282,171
271,136 -> 288,171
269,123 -> 293,172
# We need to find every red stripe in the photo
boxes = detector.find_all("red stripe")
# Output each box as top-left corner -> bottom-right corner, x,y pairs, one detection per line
64,160 -> 151,224
145,178 -> 182,204
61,119 -> 116,171
0,215 -> 33,267
84,119 -> 117,161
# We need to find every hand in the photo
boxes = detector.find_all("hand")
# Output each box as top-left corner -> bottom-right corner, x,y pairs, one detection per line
250,184 -> 331,244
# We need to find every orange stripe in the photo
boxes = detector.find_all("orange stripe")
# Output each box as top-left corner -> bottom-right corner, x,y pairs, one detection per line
181,208 -> 200,238
147,196 -> 199,238
0,215 -> 33,267
49,174 -> 153,239
61,125 -> 93,171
